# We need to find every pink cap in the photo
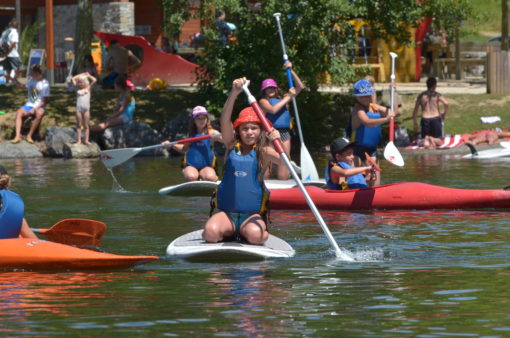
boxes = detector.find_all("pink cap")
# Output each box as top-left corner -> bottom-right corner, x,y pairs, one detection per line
192,105 -> 208,118
260,78 -> 278,91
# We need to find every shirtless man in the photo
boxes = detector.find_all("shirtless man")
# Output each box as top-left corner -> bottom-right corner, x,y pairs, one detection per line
412,77 -> 448,148
102,40 -> 141,88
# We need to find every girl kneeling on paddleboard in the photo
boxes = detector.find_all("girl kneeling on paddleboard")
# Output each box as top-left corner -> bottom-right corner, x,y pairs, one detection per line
204,78 -> 283,245
259,61 -> 304,180
163,106 -> 222,182
0,165 -> 38,239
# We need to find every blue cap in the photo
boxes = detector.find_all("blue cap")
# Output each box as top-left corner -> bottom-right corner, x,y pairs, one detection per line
353,79 -> 374,97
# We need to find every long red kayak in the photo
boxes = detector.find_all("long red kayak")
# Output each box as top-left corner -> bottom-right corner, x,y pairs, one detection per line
0,239 -> 158,270
269,182 -> 510,210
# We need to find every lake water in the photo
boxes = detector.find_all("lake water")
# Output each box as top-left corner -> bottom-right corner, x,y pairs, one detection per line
1,153 -> 510,336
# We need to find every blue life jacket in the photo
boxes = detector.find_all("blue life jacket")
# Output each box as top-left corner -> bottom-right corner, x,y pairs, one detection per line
0,189 -> 25,239
324,160 -> 368,190
182,133 -> 216,170
215,147 -> 269,214
265,97 -> 291,129
354,106 -> 382,148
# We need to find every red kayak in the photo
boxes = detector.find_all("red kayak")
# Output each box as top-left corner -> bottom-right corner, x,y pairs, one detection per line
0,239 -> 158,270
269,182 -> 510,210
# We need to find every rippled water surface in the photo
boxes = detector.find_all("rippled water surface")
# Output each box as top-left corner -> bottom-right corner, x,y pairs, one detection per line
1,154 -> 509,336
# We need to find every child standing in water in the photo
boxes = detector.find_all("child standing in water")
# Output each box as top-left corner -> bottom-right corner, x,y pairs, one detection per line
325,137 -> 376,190
91,76 -> 135,131
71,72 -> 96,144
163,106 -> 222,182
203,77 -> 283,245
259,61 -> 304,180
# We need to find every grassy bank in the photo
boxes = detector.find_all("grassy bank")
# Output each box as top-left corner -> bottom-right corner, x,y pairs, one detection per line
1,85 -> 509,146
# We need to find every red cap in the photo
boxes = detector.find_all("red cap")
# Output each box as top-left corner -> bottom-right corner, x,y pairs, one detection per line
233,107 -> 263,129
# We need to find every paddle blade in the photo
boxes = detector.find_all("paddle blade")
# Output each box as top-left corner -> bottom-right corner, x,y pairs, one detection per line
300,144 -> 319,181
36,219 -> 106,246
384,141 -> 405,167
100,148 -> 141,168
500,141 -> 510,149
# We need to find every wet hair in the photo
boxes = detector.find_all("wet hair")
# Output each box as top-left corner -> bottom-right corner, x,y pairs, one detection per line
426,77 -> 437,89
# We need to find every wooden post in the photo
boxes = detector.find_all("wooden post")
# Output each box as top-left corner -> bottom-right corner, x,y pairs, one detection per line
15,0 -> 20,27
502,0 -> 509,51
45,0 -> 54,85
455,27 -> 461,80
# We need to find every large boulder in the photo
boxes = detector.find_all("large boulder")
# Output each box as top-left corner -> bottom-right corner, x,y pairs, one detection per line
44,126 -> 76,157
101,121 -> 166,156
0,141 -> 43,158
63,142 -> 101,158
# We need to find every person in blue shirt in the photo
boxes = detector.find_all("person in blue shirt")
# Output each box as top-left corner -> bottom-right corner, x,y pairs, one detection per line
204,77 -> 283,245
259,61 -> 304,180
349,79 -> 395,186
0,165 -> 38,239
163,106 -> 222,182
325,137 -> 377,190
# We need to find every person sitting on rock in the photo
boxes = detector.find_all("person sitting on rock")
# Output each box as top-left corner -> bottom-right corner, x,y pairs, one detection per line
11,64 -> 49,144
91,76 -> 134,132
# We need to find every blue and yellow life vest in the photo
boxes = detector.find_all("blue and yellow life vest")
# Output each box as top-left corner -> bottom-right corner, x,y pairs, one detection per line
324,160 -> 368,190
265,97 -> 291,129
0,189 -> 25,239
213,145 -> 269,216
182,133 -> 216,170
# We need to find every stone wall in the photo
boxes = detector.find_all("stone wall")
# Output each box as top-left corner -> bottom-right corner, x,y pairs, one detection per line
37,2 -> 134,65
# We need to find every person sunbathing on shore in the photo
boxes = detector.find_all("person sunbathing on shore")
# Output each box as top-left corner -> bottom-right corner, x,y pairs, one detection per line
462,129 -> 510,146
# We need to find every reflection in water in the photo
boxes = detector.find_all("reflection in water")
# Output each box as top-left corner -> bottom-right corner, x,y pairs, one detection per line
0,271 -> 157,332
205,266 -> 296,336
72,159 -> 95,189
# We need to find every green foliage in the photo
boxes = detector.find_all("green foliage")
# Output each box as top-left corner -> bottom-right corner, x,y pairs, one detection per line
423,0 -> 474,40
19,21 -> 45,66
160,0 -> 192,39
74,0 -> 93,74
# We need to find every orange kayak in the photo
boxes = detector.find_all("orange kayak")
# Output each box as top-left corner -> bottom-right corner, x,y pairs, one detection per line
0,239 -> 158,270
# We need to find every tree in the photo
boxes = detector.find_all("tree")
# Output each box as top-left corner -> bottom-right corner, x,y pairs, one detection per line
502,0 -> 509,51
73,0 -> 93,74
161,0 -> 192,42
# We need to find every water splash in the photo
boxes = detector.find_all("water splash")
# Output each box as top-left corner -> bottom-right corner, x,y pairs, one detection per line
107,168 -> 128,193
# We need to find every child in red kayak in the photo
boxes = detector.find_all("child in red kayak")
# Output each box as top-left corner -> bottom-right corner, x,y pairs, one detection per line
203,77 -> 282,244
325,137 -> 377,190
259,61 -> 304,180
163,106 -> 222,182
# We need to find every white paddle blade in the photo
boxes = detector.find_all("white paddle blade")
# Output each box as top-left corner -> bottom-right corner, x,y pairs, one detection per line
500,141 -> 510,149
383,142 -> 405,167
300,144 -> 319,181
100,148 -> 141,168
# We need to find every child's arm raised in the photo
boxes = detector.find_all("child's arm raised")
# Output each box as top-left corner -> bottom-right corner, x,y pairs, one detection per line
259,91 -> 294,114
355,107 -> 395,127
284,61 -> 305,95
221,78 -> 245,148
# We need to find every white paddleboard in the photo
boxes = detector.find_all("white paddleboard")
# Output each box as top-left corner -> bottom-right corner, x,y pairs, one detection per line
159,179 -> 326,196
166,230 -> 295,261
463,146 -> 510,159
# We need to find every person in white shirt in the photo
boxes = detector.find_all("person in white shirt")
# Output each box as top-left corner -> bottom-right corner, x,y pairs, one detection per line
0,18 -> 22,85
11,65 -> 50,144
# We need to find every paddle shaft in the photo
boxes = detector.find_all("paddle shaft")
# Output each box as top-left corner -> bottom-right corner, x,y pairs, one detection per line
273,13 -> 305,144
242,82 -> 351,260
389,54 -> 396,142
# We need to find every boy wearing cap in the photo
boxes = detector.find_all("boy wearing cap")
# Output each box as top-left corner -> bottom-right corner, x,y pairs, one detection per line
349,79 -> 395,186
325,137 -> 377,190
